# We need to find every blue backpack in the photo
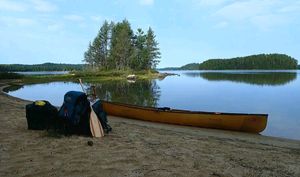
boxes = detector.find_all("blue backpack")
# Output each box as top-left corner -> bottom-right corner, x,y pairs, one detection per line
58,91 -> 91,135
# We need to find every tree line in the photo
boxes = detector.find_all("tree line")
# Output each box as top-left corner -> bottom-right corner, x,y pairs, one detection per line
83,19 -> 161,70
177,54 -> 298,70
0,63 -> 85,72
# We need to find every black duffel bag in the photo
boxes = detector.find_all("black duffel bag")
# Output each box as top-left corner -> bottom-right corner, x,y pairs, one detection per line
25,100 -> 58,130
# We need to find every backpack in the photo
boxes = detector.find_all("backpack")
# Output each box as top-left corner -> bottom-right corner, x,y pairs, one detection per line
57,91 -> 91,135
92,100 -> 112,133
25,100 -> 58,130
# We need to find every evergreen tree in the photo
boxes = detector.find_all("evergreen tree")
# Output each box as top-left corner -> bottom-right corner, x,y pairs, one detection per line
145,27 -> 161,69
197,54 -> 298,70
131,28 -> 147,70
83,19 -> 161,71
83,42 -> 96,67
93,20 -> 111,68
87,20 -> 112,69
109,20 -> 134,70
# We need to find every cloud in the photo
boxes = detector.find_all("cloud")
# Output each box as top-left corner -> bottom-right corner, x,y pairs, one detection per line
214,0 -> 273,22
0,16 -> 36,26
90,16 -> 102,22
278,1 -> 300,13
0,0 -> 28,12
15,18 -> 36,26
139,0 -> 154,6
64,15 -> 85,22
47,23 -> 63,31
30,0 -> 57,12
250,14 -> 288,31
212,0 -> 299,30
0,0 -> 57,13
195,0 -> 230,7
214,21 -> 229,28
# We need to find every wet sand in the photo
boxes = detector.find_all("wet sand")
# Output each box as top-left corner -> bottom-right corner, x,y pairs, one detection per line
0,80 -> 300,177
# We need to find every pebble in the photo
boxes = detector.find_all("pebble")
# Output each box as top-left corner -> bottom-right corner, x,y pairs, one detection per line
87,141 -> 93,146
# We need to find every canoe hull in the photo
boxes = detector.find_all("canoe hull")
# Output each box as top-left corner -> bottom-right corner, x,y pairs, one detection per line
101,101 -> 268,133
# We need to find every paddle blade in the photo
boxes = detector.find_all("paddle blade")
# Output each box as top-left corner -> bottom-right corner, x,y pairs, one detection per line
90,109 -> 105,137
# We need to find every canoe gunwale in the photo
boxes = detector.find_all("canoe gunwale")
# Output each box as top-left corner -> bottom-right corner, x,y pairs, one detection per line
101,100 -> 268,118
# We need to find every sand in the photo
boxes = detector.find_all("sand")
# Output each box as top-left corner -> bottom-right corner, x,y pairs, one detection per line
0,80 -> 300,177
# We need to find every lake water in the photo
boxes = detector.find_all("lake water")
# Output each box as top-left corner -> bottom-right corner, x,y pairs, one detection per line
5,70 -> 300,140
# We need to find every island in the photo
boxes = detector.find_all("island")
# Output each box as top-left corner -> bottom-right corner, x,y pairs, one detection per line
161,54 -> 298,70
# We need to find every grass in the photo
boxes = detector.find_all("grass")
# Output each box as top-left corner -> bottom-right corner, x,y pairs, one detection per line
0,69 -> 168,87
2,69 -> 164,84
72,69 -> 158,77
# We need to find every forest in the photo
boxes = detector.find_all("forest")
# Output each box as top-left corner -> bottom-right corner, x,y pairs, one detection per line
0,63 -> 85,72
176,54 -> 298,70
83,19 -> 161,70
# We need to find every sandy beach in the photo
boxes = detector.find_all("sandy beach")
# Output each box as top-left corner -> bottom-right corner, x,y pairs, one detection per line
0,80 -> 300,177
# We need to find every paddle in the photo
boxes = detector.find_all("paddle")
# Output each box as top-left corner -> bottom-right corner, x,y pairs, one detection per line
79,79 -> 104,138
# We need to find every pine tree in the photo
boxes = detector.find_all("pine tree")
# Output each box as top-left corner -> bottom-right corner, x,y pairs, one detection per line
146,27 -> 161,69
83,42 -> 96,68
109,20 -> 134,70
131,28 -> 147,70
91,20 -> 112,69
83,19 -> 161,71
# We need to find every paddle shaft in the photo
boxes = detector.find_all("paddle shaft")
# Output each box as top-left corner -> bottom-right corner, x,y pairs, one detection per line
79,79 -> 104,137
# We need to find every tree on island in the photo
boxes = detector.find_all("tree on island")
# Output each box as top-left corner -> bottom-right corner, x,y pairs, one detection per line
198,54 -> 297,70
146,27 -> 161,69
177,54 -> 298,70
109,20 -> 134,70
84,20 -> 112,69
83,19 -> 161,71
131,28 -> 147,70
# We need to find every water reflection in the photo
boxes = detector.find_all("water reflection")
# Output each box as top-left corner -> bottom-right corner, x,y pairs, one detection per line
90,80 -> 161,107
185,72 -> 297,86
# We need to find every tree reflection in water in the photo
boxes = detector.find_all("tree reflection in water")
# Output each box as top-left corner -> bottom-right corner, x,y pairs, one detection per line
89,79 -> 161,107
184,71 -> 297,86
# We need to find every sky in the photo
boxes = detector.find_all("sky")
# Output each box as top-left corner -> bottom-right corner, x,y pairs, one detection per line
0,0 -> 299,68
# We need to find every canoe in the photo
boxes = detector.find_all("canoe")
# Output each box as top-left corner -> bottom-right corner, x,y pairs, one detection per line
101,101 -> 268,133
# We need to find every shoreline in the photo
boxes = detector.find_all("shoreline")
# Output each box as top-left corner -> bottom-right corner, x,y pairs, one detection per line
1,80 -> 300,176
20,70 -> 175,84
2,81 -> 300,144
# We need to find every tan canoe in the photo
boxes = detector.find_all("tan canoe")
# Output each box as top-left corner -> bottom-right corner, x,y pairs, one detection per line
101,101 -> 268,133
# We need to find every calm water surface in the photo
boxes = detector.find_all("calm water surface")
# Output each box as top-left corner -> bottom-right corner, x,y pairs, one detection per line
6,70 -> 300,140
